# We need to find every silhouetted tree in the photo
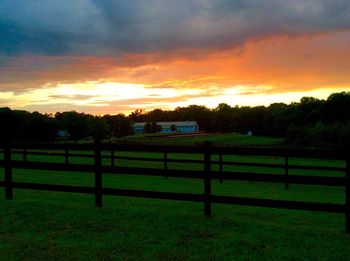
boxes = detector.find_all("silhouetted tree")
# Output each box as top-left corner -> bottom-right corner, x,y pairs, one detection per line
2,91 -> 350,147
144,122 -> 161,133
55,111 -> 92,142
90,117 -> 109,141
104,114 -> 132,138
170,124 -> 177,132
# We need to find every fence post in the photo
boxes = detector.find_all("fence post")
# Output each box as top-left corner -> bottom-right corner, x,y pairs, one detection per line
346,157 -> 350,233
285,155 -> 289,190
164,151 -> 168,179
4,142 -> 13,200
94,140 -> 102,208
203,141 -> 211,217
111,149 -> 115,167
219,152 -> 223,184
65,147 -> 69,164
23,147 -> 27,162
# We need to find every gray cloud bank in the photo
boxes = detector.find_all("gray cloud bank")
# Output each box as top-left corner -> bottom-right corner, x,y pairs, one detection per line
1,0 -> 350,56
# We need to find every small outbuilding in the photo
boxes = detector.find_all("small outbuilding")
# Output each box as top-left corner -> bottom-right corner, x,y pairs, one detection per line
134,121 -> 198,134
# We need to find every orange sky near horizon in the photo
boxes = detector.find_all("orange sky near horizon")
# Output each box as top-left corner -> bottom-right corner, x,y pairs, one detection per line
1,30 -> 350,115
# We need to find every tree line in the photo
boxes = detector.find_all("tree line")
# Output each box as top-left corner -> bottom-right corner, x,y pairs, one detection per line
0,109 -> 131,143
1,92 -> 349,147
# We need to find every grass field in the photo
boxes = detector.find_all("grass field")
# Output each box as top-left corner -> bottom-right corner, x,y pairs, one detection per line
112,132 -> 284,146
1,134 -> 350,260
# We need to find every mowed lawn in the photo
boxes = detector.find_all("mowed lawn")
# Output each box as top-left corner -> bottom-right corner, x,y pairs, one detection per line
114,132 -> 284,146
1,134 -> 350,260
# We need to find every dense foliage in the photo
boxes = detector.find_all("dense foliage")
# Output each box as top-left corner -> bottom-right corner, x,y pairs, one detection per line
1,92 -> 350,147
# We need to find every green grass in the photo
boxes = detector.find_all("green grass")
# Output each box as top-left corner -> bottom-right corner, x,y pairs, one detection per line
112,132 -> 284,146
1,186 -> 350,260
1,134 -> 350,260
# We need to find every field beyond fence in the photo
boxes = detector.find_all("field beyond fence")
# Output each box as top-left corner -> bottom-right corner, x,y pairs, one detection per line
1,141 -> 349,233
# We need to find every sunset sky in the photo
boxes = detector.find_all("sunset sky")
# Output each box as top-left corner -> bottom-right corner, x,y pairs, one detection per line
1,0 -> 350,115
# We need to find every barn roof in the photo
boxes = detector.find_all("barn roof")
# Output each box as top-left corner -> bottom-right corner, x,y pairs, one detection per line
134,121 -> 198,127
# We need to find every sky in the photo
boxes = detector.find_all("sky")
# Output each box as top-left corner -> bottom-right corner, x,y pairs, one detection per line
1,0 -> 350,115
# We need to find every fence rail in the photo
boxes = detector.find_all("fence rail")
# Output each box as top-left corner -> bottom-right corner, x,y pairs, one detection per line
0,141 -> 349,232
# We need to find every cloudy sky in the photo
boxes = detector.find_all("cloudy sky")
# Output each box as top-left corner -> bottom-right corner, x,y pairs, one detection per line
1,0 -> 350,114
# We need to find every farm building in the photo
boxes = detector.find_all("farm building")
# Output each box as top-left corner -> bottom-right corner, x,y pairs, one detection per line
134,121 -> 199,134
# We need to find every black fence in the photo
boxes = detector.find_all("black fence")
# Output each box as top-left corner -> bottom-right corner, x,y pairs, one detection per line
0,142 -> 349,232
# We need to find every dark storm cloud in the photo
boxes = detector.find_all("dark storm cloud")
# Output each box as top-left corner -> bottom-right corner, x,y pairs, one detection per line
0,19 -> 71,55
0,0 -> 107,55
1,0 -> 350,55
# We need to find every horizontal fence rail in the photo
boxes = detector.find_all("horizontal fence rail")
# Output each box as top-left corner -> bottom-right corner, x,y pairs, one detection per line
0,141 -> 349,232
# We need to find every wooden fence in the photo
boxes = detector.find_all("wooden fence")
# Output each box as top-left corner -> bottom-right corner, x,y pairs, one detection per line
0,141 -> 349,232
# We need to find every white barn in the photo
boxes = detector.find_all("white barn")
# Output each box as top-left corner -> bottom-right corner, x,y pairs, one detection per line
134,121 -> 198,134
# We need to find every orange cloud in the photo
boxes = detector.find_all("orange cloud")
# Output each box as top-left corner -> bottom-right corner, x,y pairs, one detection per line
2,30 -> 350,91
1,31 -> 350,114
132,31 -> 350,93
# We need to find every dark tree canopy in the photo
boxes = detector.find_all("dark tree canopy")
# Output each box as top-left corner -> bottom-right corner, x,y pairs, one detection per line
1,92 -> 350,147
144,122 -> 161,133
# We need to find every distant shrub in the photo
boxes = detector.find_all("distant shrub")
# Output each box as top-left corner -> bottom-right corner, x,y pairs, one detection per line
286,121 -> 350,148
